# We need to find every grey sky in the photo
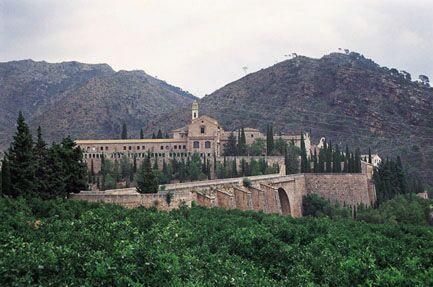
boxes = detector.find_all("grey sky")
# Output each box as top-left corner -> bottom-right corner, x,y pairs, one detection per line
1,0 -> 432,96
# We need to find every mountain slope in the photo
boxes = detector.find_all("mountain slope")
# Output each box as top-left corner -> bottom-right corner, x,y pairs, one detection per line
146,52 -> 433,184
0,60 -> 196,147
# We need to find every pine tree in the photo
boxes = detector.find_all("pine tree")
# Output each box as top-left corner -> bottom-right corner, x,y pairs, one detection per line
152,133 -> 156,139
57,137 -> 88,196
136,154 -> 158,193
7,112 -> 36,198
1,158 -> 11,196
34,126 -> 50,198
121,123 -> 128,139
140,129 -> 144,139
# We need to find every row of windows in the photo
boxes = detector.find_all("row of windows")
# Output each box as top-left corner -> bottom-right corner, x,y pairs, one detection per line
84,152 -> 212,159
193,141 -> 211,149
85,144 -> 188,153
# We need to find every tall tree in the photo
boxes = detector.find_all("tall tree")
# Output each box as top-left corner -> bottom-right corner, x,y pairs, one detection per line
285,143 -> 299,175
136,154 -> 158,193
34,126 -> 50,198
140,128 -> 144,139
1,158 -> 11,196
7,112 -> 36,198
237,127 -> 247,155
266,124 -> 274,156
368,147 -> 372,164
300,133 -> 309,173
223,132 -> 237,156
121,123 -> 128,139
56,137 -> 88,195
157,130 -> 163,139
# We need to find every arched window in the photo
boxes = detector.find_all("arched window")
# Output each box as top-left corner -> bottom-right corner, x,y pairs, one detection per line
205,141 -> 211,148
193,141 -> 200,148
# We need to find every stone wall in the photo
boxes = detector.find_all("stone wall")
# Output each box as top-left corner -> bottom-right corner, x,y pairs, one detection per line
303,174 -> 372,208
70,189 -> 193,211
72,172 -> 376,217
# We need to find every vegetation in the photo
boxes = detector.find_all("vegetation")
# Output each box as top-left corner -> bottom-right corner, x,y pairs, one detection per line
1,197 -> 433,286
0,113 -> 87,199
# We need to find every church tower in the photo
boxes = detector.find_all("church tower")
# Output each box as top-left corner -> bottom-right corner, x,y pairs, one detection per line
192,100 -> 199,120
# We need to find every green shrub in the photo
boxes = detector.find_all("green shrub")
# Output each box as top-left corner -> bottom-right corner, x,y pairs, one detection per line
242,178 -> 252,188
1,196 -> 433,286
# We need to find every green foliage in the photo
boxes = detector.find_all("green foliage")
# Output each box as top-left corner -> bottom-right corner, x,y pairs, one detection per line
136,155 -> 158,194
374,156 -> 409,205
266,123 -> 274,156
242,178 -> 252,188
248,139 -> 265,156
357,194 -> 433,225
1,198 -> 433,286
302,194 -> 352,219
121,123 -> 128,139
1,114 -> 87,199
223,132 -> 237,156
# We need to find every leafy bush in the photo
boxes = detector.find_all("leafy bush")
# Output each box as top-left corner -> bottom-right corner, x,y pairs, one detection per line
242,178 -> 252,188
356,194 -> 433,225
1,197 -> 433,286
302,194 -> 352,219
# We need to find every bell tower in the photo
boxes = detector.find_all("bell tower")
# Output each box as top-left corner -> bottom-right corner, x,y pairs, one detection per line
192,100 -> 199,120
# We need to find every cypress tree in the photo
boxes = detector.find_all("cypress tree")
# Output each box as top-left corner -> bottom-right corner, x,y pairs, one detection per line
318,148 -> 325,173
368,147 -> 372,164
153,154 -> 159,170
140,129 -> 144,139
354,148 -> 361,173
266,124 -> 274,156
121,123 -> 128,139
224,132 -> 237,156
152,133 -> 156,139
325,141 -> 332,173
231,159 -> 238,178
313,148 -> 318,173
7,112 -> 36,198
300,133 -> 309,173
237,127 -> 247,155
157,130 -> 163,139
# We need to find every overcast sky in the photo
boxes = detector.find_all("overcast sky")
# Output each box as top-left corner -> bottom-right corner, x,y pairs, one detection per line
1,0 -> 432,96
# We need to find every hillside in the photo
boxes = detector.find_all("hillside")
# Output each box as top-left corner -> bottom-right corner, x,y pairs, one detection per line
146,52 -> 433,184
0,60 -> 196,148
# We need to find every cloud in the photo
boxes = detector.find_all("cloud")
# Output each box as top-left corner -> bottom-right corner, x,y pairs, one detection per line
1,0 -> 432,96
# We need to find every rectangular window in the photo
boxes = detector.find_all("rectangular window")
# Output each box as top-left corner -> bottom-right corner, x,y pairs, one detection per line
137,146 -> 140,150
100,146 -> 104,151
161,146 -> 164,150
123,146 -> 127,151
200,126 -> 205,134
128,146 -> 132,150
183,145 -> 186,149
106,146 -> 109,150
174,145 -> 177,149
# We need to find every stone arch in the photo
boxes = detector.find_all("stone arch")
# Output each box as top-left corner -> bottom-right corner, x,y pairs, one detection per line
278,188 -> 291,216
